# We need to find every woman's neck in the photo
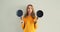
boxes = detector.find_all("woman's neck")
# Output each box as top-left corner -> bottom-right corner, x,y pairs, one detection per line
28,13 -> 32,16
28,14 -> 31,16
28,13 -> 31,16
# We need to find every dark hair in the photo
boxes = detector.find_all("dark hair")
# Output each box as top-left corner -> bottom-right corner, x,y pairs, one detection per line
24,4 -> 35,19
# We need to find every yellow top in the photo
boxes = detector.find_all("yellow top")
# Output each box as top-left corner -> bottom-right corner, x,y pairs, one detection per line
22,16 -> 37,32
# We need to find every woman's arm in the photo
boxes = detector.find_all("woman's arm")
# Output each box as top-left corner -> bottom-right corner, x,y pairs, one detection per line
34,16 -> 38,29
20,16 -> 25,29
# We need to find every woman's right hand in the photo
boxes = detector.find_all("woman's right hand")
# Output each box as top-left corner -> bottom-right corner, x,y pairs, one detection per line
20,20 -> 24,24
20,16 -> 24,24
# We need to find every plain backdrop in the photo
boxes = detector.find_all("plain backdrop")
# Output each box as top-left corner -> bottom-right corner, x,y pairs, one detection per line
0,0 -> 60,32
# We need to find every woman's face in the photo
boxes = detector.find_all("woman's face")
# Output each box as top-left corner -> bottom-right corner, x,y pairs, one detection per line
27,6 -> 33,15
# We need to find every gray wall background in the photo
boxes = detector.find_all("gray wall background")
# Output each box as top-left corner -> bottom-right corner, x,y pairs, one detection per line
0,0 -> 60,32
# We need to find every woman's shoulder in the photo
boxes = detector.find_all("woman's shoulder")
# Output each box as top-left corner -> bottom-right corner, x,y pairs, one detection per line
34,16 -> 38,20
21,16 -> 27,20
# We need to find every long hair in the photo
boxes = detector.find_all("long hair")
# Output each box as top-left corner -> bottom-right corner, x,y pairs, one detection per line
24,4 -> 35,19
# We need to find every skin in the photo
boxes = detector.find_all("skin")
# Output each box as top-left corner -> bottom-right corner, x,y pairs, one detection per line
27,6 -> 33,16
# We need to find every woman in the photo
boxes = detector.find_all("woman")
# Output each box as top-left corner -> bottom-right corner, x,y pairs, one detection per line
21,4 -> 38,32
